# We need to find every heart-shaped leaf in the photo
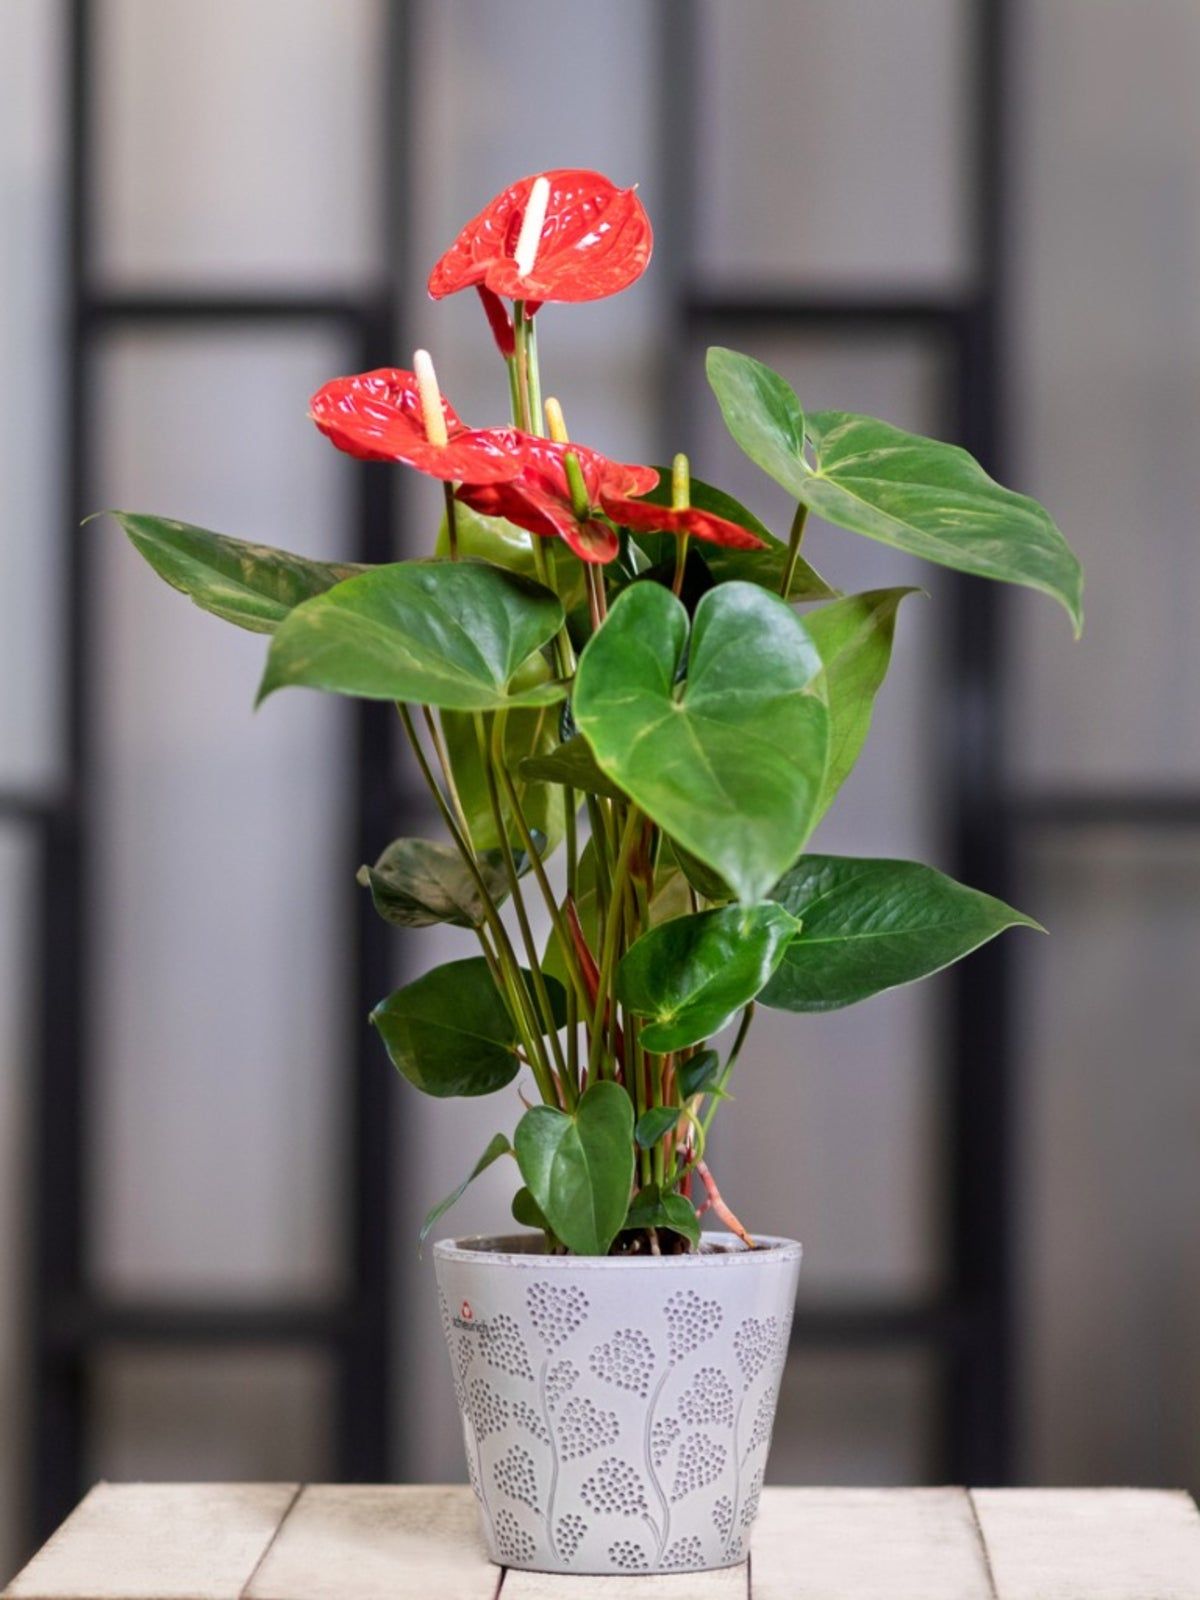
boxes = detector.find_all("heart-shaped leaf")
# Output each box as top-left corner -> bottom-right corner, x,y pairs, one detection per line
618,903 -> 800,1051
517,734 -> 626,802
419,1132 -> 512,1251
634,1107 -> 682,1148
514,1081 -> 635,1256
107,511 -> 365,634
573,581 -> 829,903
436,500 -> 588,617
372,957 -> 565,1096
805,587 -> 918,824
761,855 -> 1043,1012
707,347 -> 1083,634
678,1049 -> 722,1100
258,559 -> 566,709
358,837 -> 511,929
624,1185 -> 701,1247
627,473 -> 835,600
511,1185 -> 553,1234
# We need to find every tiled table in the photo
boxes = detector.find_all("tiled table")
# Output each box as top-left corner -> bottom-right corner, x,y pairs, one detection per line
5,1483 -> 1200,1598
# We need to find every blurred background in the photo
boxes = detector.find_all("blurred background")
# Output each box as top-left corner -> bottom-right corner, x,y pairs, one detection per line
3,0 -> 1199,1578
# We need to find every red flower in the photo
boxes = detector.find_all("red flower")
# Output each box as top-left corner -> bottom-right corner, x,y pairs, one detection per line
457,439 -> 659,564
309,368 -> 527,484
428,169 -> 653,308
460,440 -> 767,565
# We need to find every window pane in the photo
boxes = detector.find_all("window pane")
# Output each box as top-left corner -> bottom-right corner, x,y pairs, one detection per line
89,330 -> 352,1299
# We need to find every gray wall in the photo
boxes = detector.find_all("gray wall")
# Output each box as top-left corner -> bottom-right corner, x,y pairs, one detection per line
3,0 -> 1200,1577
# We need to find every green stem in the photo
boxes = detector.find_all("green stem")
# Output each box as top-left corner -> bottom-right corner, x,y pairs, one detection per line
587,804 -> 641,1087
779,502 -> 809,598
472,712 -> 570,1096
444,481 -> 459,562
700,1002 -> 756,1139
671,534 -> 690,598
513,300 -> 533,431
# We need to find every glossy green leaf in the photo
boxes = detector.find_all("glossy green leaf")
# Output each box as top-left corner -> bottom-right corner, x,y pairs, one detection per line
628,473 -> 835,600
514,1081 -> 635,1257
677,1048 -> 722,1100
805,588 -> 918,823
258,559 -> 566,709
511,1186 -> 553,1234
357,837 -> 511,929
106,511 -> 364,634
436,501 -> 587,616
761,855 -> 1043,1013
634,1107 -> 682,1148
574,582 -> 830,903
660,839 -> 732,905
517,734 -> 626,802
441,666 -> 566,856
418,1133 -> 512,1251
618,903 -> 800,1052
706,348 -> 1082,634
623,1185 -> 701,1247
371,957 -> 565,1097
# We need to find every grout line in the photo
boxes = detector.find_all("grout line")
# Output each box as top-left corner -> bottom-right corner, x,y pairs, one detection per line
966,1489 -> 1002,1600
237,1483 -> 305,1600
492,1562 -> 509,1598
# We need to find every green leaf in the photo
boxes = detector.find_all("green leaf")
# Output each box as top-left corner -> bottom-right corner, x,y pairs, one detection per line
677,1048 -> 722,1100
436,501 -> 587,617
618,903 -> 800,1052
513,1081 -> 635,1256
106,511 -> 364,634
761,855 -> 1044,1012
511,1186 -> 552,1234
706,347 -> 1083,634
623,1185 -> 701,1247
635,1106 -> 682,1148
805,588 -> 918,824
357,837 -> 510,929
441,664 -> 566,856
628,473 -> 835,600
371,957 -> 565,1097
574,581 -> 830,903
257,559 -> 567,709
517,734 -> 626,802
660,839 -> 733,905
418,1133 -> 512,1252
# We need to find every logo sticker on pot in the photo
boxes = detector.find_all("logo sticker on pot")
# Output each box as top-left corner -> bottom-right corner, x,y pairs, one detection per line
460,1300 -> 474,1322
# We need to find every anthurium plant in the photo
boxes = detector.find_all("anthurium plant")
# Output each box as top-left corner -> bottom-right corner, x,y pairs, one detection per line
107,169 -> 1082,1259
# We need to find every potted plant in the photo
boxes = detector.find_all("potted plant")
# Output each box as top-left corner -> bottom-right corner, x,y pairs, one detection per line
105,169 -> 1082,1575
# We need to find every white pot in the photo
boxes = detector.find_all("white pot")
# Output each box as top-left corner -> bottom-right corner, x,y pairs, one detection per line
433,1232 -> 801,1575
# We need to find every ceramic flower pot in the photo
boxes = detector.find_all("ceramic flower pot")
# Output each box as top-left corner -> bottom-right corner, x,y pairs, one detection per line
433,1232 -> 801,1575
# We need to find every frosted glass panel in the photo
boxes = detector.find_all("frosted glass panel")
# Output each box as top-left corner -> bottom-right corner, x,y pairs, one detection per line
697,0 -> 969,290
697,334 -> 951,1298
768,1350 -> 937,1484
1011,2 -> 1200,786
1018,835 -> 1200,1493
0,830 -> 34,1580
90,1348 -> 332,1480
0,0 -> 62,790
90,330 -> 352,1299
95,0 -> 382,288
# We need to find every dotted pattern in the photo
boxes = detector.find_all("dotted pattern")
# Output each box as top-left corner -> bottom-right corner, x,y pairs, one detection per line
589,1328 -> 655,1397
467,1378 -> 509,1439
747,1387 -> 777,1453
651,1413 -> 680,1467
556,1512 -> 587,1559
664,1289 -> 723,1363
480,1312 -> 533,1380
580,1457 -> 649,1518
607,1539 -> 649,1571
670,1431 -> 728,1502
734,1315 -> 779,1388
679,1365 -> 734,1427
663,1535 -> 706,1569
464,1434 -> 480,1500
713,1494 -> 734,1543
510,1398 -> 548,1443
527,1281 -> 589,1349
556,1394 -> 620,1460
493,1444 -> 540,1511
545,1358 -> 578,1412
740,1468 -> 763,1529
495,1508 -> 535,1565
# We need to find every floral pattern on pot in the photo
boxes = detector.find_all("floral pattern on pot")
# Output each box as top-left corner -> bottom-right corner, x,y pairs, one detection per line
434,1234 -> 800,1575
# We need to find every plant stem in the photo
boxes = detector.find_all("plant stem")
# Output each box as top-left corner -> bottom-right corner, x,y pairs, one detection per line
587,803 -> 641,1087
779,502 -> 809,598
671,533 -> 690,598
699,1001 -> 756,1139
444,481 -> 460,562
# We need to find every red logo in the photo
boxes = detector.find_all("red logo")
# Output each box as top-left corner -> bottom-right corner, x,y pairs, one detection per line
460,1300 -> 474,1322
